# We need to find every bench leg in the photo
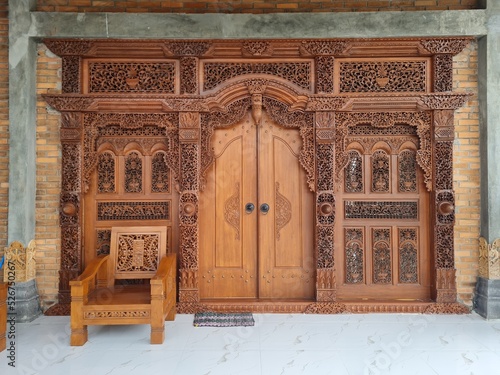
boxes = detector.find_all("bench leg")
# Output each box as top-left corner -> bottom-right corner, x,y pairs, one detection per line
70,327 -> 88,346
150,324 -> 165,344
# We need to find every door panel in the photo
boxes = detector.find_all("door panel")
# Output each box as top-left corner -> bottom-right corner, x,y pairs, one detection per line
199,110 -> 315,300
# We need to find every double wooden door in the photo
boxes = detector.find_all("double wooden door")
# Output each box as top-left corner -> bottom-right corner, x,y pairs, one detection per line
199,110 -> 315,300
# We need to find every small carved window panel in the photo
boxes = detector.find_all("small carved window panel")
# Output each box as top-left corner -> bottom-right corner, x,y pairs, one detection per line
345,228 -> 364,284
151,152 -> 170,193
345,150 -> 363,193
371,150 -> 390,193
125,152 -> 143,193
98,152 -> 116,194
398,150 -> 418,193
372,228 -> 392,284
398,228 -> 419,284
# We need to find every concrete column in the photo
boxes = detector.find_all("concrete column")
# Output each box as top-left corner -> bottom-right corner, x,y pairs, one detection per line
7,0 -> 42,322
474,0 -> 500,319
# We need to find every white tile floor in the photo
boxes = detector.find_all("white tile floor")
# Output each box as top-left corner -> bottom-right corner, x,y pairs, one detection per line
1,312 -> 499,375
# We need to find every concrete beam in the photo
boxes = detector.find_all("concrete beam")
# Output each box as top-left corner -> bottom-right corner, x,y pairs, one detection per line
29,10 -> 487,40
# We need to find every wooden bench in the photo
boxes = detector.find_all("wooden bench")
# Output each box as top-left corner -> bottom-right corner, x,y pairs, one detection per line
0,282 -> 6,352
70,226 -> 176,346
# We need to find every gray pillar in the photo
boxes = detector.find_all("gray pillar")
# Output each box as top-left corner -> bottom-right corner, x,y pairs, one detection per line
475,0 -> 500,319
7,0 -> 42,322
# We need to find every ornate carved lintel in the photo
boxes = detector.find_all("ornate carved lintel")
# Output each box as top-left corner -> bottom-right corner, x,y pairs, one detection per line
419,38 -> 470,55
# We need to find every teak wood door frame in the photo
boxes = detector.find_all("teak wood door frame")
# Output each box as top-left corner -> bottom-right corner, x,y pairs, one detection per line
43,38 -> 472,314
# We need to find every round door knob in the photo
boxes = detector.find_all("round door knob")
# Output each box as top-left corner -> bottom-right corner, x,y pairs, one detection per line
260,203 -> 270,214
245,203 -> 255,214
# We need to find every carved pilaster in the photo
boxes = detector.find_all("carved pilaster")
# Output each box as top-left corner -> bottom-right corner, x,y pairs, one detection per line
315,112 -> 336,301
179,112 -> 201,302
180,57 -> 198,95
3,241 -> 37,283
433,109 -> 457,302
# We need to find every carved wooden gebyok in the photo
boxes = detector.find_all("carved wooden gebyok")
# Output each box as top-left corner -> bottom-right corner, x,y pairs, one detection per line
43,37 -> 472,314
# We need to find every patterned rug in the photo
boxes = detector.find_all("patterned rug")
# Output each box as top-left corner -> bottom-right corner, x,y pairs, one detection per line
193,312 -> 255,327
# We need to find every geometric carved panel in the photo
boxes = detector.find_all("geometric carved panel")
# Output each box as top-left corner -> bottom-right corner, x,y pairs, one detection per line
345,201 -> 418,220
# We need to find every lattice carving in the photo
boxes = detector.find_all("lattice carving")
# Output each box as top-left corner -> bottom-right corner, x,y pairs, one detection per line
398,150 -> 417,193
60,192 -> 80,226
203,62 -> 312,91
62,56 -> 81,93
97,152 -> 116,193
115,233 -> 160,273
344,150 -> 363,193
242,41 -> 273,56
339,61 -> 427,93
345,201 -> 417,220
371,150 -> 390,193
85,311 -> 150,319
436,190 -> 455,225
180,57 -> 198,94
124,152 -> 143,193
435,225 -> 454,268
435,141 -> 453,190
434,54 -> 453,92
423,303 -> 470,314
275,182 -> 292,240
61,226 -> 81,270
179,224 -> 198,269
316,144 -> 334,192
316,192 -> 335,226
224,183 -> 240,240
348,124 -> 417,136
317,225 -> 334,269
62,143 -> 82,192
164,41 -> 211,56
335,112 -> 432,192
151,152 -> 170,193
372,228 -> 392,284
96,229 -> 111,256
44,40 -> 94,56
88,62 -> 176,93
399,228 -> 418,283
180,144 -> 199,191
301,40 -> 350,55
316,56 -> 335,94
419,38 -> 470,55
345,228 -> 364,284
97,201 -> 170,221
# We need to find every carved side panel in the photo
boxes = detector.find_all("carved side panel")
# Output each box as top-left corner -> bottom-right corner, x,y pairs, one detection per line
97,152 -> 116,193
180,57 -> 198,95
316,56 -> 335,94
398,150 -> 417,193
399,228 -> 418,283
151,151 -> 170,193
434,54 -> 453,92
62,56 -> 81,94
372,228 -> 392,284
371,150 -> 390,193
345,228 -> 364,284
345,150 -> 363,193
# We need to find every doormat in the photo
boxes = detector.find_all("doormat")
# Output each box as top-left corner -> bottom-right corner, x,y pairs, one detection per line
193,312 -> 255,327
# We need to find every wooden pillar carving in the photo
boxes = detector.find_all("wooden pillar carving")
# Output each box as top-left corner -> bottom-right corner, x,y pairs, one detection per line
59,112 -> 84,304
315,112 -> 336,301
433,109 -> 457,303
178,112 -> 201,303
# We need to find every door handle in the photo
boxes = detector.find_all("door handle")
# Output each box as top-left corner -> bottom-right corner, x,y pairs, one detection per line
245,203 -> 255,214
260,203 -> 270,215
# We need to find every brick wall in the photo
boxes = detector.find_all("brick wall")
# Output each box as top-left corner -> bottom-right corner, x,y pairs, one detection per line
35,45 -> 62,310
36,0 -> 481,13
453,40 -> 480,306
0,0 -> 8,278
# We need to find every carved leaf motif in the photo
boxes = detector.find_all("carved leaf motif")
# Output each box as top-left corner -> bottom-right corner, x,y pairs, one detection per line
275,182 -> 292,241
116,234 -> 160,273
224,182 -> 241,240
